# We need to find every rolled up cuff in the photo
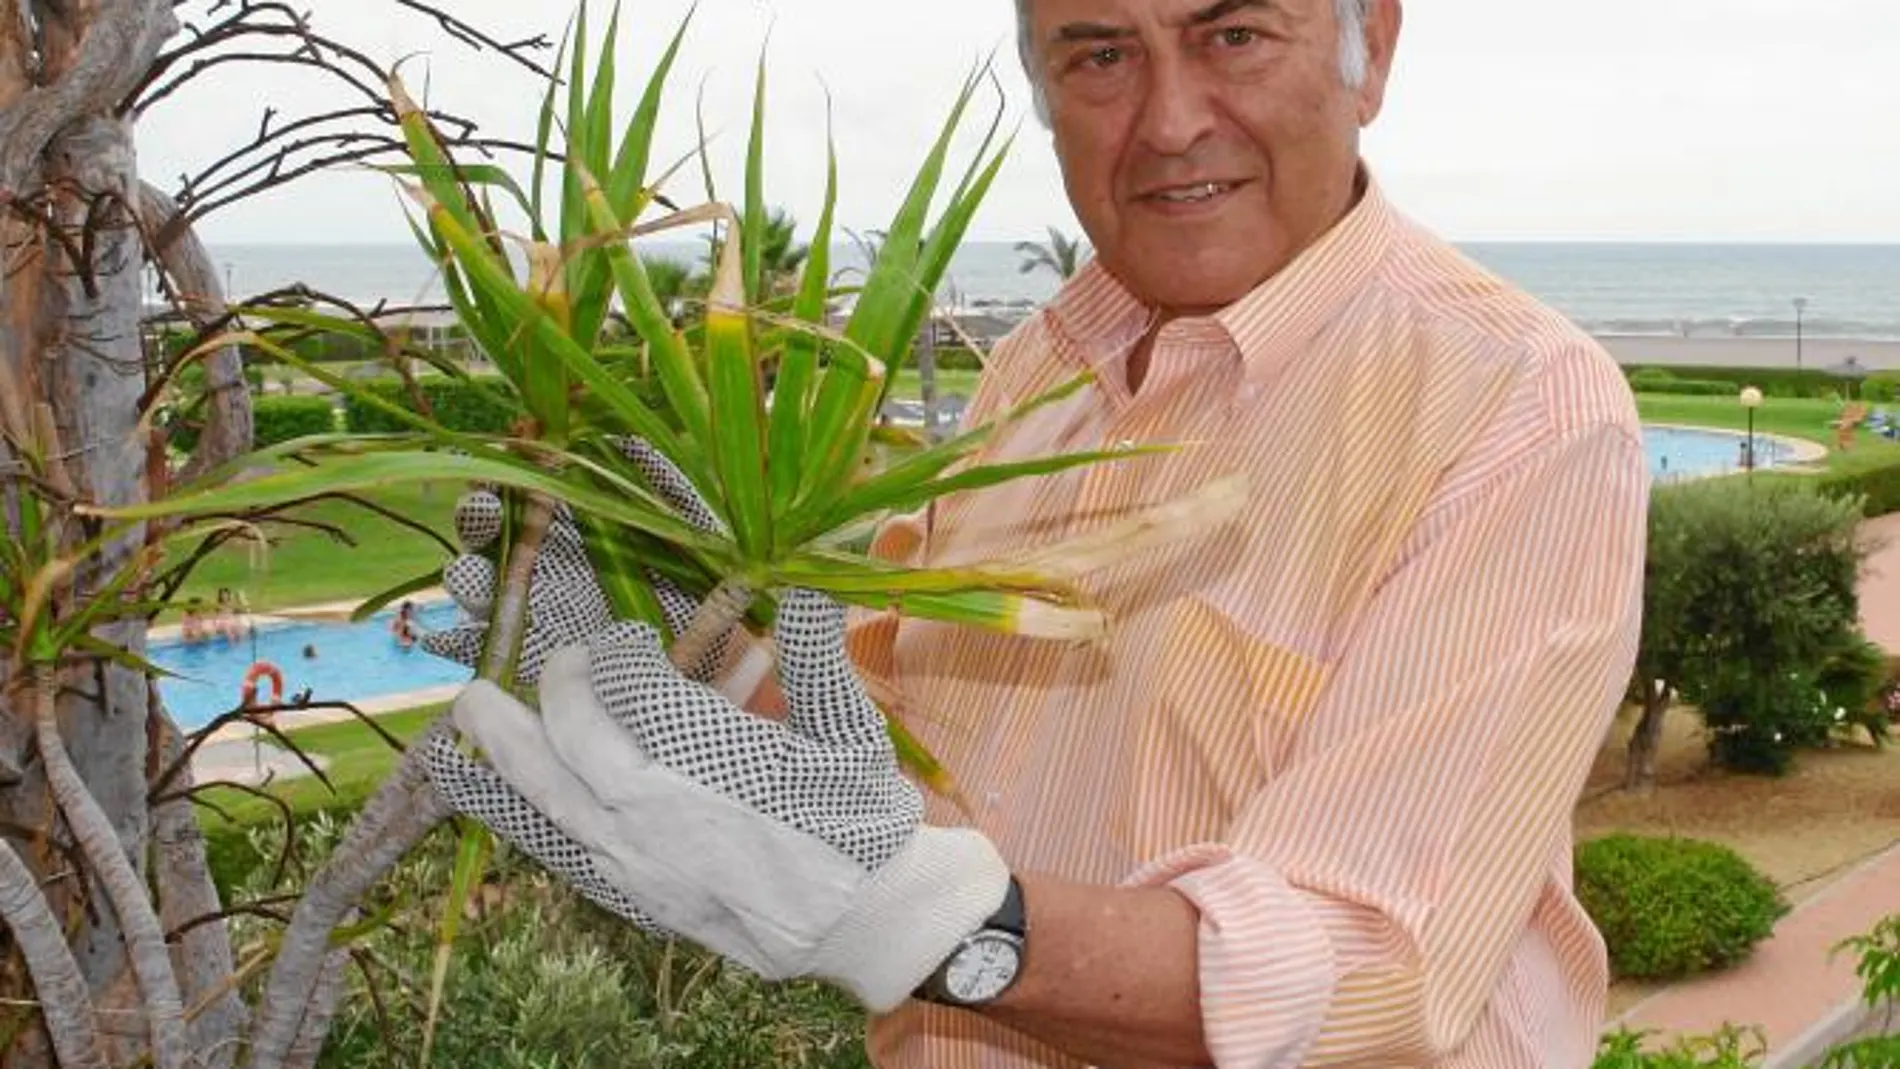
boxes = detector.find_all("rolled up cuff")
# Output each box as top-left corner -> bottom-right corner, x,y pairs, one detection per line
1126,845 -> 1337,1069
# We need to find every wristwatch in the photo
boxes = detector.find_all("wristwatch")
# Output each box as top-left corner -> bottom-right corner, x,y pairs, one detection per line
915,875 -> 1028,1008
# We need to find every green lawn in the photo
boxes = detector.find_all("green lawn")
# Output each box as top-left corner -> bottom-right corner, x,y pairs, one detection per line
194,704 -> 443,834
167,484 -> 458,619
890,368 -> 981,400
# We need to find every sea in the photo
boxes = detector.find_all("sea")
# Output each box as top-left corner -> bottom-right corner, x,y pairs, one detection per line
185,241 -> 1900,342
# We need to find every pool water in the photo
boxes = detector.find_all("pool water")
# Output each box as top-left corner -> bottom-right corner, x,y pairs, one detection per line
151,599 -> 474,729
1643,425 -> 1790,480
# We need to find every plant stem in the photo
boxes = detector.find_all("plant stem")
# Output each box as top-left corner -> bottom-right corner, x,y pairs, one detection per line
0,834 -> 109,1069
243,749 -> 451,1069
481,495 -> 558,684
32,664 -> 190,1069
669,576 -> 752,677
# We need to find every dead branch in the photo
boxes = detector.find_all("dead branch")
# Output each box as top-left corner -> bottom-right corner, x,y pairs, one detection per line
137,180 -> 254,482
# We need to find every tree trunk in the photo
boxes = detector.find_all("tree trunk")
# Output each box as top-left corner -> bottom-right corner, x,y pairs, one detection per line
1625,684 -> 1673,793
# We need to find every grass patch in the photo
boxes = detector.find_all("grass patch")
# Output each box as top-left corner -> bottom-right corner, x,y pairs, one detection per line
890,368 -> 981,400
194,704 -> 442,834
166,484 -> 457,618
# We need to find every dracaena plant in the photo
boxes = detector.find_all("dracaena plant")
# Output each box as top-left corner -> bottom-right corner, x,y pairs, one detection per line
85,7 -> 1243,1057
96,4 -> 1241,731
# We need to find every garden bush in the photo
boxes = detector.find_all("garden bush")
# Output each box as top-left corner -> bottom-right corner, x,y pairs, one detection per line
1860,372 -> 1900,404
1624,364 -> 1865,401
342,376 -> 518,435
214,811 -> 872,1069
1626,368 -> 1743,397
1815,455 -> 1900,520
1576,834 -> 1787,981
252,395 -> 338,448
1646,479 -> 1869,773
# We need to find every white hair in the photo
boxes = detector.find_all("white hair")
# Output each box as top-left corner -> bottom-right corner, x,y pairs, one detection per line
1015,0 -> 1372,122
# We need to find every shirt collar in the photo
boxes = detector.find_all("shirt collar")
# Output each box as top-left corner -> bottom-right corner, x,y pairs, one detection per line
1041,165 -> 1401,392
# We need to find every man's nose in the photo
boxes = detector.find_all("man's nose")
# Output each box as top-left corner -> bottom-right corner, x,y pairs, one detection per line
1133,52 -> 1218,156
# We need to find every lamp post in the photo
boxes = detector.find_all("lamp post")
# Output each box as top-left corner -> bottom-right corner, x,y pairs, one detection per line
1740,386 -> 1764,472
1793,297 -> 1808,375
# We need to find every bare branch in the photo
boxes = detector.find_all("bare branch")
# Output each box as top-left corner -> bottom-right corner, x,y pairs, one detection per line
390,0 -> 554,78
137,180 -> 253,481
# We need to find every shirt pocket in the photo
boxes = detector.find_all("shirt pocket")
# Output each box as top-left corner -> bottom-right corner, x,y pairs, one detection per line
1116,594 -> 1336,861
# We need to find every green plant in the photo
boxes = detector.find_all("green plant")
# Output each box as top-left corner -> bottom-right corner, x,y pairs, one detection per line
251,396 -> 339,448
342,377 -> 519,436
1576,834 -> 1787,980
1813,915 -> 1900,1069
1593,1025 -> 1768,1069
94,9 -> 1245,1062
1646,479 -> 1869,774
1862,374 -> 1900,405
1817,456 -> 1900,519
1625,364 -> 1864,401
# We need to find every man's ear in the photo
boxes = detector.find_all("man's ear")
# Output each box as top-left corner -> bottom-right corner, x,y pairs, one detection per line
1358,0 -> 1403,126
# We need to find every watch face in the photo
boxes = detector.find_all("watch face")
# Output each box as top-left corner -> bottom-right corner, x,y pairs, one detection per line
944,934 -> 1022,1003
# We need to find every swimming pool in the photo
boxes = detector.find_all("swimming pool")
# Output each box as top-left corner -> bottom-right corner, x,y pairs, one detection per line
1643,424 -> 1792,480
151,599 -> 474,729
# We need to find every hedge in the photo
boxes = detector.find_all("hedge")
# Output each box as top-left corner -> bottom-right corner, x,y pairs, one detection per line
1815,455 -> 1900,519
1624,364 -> 1869,400
166,394 -> 335,454
1576,834 -> 1787,980
342,377 -> 517,435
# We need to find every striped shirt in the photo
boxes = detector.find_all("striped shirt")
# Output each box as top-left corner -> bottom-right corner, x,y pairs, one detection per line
845,172 -> 1650,1069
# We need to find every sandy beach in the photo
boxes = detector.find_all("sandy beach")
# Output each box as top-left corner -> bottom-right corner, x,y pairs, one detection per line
1597,335 -> 1900,373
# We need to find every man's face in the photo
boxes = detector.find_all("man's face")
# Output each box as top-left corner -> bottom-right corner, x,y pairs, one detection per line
1027,0 -> 1400,315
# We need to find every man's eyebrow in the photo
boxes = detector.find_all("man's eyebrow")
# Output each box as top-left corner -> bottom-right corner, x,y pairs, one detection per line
1184,0 -> 1278,26
1050,0 -> 1281,44
1051,20 -> 1134,44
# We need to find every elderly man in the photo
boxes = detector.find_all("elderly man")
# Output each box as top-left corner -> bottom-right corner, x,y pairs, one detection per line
420,0 -> 1649,1067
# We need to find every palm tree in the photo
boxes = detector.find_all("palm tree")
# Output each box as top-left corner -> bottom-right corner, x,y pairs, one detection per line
1016,225 -> 1090,280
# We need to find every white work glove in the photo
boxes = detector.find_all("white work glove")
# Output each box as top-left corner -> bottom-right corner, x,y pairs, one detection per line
417,588 -> 1012,1013
420,436 -> 736,685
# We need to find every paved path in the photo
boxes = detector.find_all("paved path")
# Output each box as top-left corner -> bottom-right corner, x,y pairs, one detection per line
1859,514 -> 1900,654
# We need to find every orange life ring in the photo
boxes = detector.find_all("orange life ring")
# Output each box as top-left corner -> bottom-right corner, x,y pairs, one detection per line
240,661 -> 284,709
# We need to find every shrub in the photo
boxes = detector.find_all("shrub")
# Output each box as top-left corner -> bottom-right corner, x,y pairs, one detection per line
251,395 -> 337,448
1624,365 -> 1864,401
342,376 -> 518,435
1862,373 -> 1900,404
1594,1026 -> 1767,1069
1648,479 -> 1869,773
1816,456 -> 1900,520
1577,835 -> 1787,981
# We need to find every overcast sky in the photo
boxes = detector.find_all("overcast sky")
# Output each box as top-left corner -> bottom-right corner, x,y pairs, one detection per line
136,0 -> 1900,246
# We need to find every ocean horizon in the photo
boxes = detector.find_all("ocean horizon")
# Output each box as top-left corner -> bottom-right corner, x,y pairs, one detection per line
168,240 -> 1900,344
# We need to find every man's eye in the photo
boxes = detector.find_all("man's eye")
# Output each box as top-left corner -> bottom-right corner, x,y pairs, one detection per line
1085,46 -> 1125,68
1217,27 -> 1259,47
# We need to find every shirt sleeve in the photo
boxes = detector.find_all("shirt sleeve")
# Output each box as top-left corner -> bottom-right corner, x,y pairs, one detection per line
1125,418 -> 1650,1069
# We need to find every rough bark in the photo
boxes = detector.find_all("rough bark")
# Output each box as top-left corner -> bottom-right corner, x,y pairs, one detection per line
282,951 -> 351,1069
34,666 -> 189,1069
0,834 -> 110,1069
0,0 -> 176,195
1625,686 -> 1673,793
136,181 -> 253,482
245,765 -> 451,1069
151,712 -> 246,1069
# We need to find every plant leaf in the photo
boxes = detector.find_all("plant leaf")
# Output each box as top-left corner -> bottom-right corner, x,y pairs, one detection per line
349,570 -> 446,624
